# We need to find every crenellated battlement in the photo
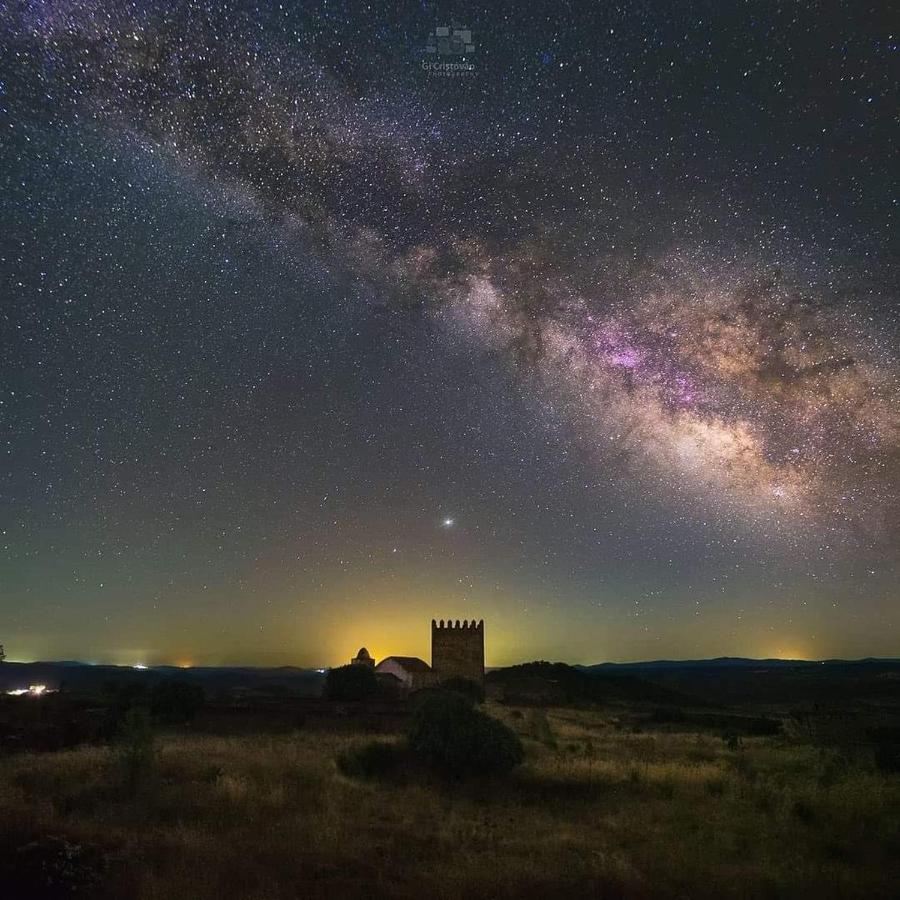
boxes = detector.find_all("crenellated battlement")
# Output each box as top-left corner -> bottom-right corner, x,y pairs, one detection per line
431,618 -> 484,631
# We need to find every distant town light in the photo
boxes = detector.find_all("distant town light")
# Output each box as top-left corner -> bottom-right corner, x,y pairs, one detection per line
6,684 -> 50,697
133,664 -> 148,670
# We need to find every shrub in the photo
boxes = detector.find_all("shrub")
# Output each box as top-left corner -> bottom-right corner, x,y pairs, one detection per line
324,664 -> 377,701
6,836 -> 107,898
200,764 -> 225,784
408,691 -> 523,778
873,743 -> 900,774
527,709 -> 557,748
818,752 -> 851,787
792,797 -> 816,824
439,677 -> 484,703
869,726 -> 900,773
732,752 -> 756,782
337,741 -> 405,779
706,778 -> 727,797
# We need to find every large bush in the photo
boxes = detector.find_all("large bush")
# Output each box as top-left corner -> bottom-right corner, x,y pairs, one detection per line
408,691 -> 523,777
438,676 -> 484,704
325,664 -> 377,701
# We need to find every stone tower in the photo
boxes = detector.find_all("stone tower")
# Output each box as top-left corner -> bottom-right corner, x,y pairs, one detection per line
431,619 -> 484,684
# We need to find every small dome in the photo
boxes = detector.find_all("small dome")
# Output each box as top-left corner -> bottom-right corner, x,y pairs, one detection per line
356,647 -> 371,660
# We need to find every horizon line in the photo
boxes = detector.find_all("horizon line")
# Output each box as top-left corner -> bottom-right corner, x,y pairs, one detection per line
4,654 -> 899,670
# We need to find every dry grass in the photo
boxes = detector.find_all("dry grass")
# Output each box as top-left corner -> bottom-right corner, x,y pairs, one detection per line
2,704 -> 898,899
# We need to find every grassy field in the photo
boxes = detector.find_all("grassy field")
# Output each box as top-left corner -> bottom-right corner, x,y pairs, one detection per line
2,703 -> 898,899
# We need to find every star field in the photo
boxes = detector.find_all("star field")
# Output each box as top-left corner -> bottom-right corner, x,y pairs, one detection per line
1,1 -> 897,665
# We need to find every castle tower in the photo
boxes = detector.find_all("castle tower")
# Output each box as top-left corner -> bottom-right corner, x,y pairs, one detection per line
431,619 -> 484,684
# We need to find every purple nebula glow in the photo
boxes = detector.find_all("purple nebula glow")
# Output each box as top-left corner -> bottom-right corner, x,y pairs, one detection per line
609,348 -> 641,369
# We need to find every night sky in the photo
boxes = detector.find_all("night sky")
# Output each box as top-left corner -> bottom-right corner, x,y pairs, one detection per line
2,1 -> 897,667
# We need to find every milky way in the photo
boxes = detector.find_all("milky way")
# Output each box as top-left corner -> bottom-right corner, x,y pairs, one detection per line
2,1 -> 897,663
447,250 -> 899,536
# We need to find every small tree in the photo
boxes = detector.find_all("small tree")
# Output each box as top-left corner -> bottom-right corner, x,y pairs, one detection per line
0,644 -> 6,663
102,682 -> 150,738
584,736 -> 595,783
325,664 -> 377,701
116,706 -> 156,794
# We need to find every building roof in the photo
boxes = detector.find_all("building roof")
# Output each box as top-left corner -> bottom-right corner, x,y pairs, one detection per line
354,647 -> 372,660
376,656 -> 432,673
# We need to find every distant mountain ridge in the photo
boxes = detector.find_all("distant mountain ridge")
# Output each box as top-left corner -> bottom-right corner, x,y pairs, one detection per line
579,657 -> 900,671
0,661 -> 326,696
